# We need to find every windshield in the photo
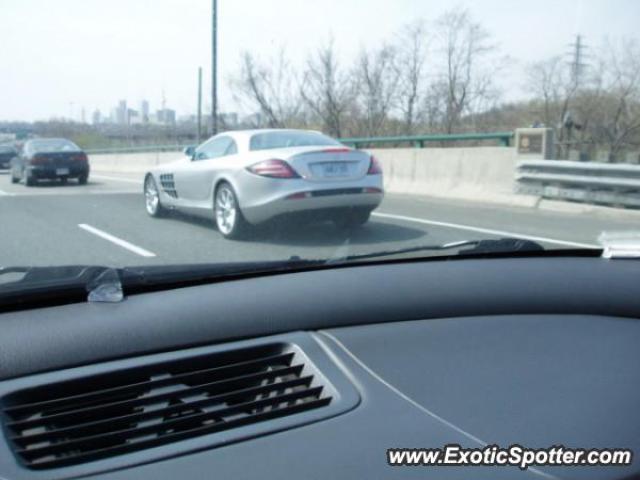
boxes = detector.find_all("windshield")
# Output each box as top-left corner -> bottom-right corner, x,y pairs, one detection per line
250,131 -> 341,151
0,0 -> 638,296
27,139 -> 80,153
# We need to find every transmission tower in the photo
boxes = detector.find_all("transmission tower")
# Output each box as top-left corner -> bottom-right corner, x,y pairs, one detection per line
568,34 -> 589,88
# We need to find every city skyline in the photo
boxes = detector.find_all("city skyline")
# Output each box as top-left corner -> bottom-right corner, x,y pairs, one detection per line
2,0 -> 640,122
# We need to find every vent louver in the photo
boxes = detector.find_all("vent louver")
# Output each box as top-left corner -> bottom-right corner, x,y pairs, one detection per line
159,174 -> 178,198
1,344 -> 331,470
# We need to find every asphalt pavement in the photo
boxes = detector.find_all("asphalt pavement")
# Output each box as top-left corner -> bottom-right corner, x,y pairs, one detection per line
0,170 -> 635,268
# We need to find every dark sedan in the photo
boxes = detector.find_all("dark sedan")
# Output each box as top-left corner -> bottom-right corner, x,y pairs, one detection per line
0,145 -> 18,170
10,138 -> 89,186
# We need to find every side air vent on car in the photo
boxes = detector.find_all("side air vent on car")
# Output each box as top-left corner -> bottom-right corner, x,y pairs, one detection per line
159,173 -> 178,198
1,343 -> 332,470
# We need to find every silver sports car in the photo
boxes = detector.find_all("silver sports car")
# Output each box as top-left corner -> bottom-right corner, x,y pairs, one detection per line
144,129 -> 384,239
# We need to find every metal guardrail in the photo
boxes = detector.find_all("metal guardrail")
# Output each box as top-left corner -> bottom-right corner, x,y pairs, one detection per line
340,132 -> 514,148
86,144 -> 188,154
516,160 -> 640,208
84,132 -> 514,154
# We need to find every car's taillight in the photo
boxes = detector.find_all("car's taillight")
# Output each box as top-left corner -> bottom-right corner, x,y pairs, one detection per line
367,155 -> 382,175
247,159 -> 300,178
30,155 -> 48,165
71,153 -> 88,162
322,147 -> 351,153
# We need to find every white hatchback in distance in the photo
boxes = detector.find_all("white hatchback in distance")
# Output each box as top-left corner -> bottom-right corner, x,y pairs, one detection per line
144,129 -> 384,239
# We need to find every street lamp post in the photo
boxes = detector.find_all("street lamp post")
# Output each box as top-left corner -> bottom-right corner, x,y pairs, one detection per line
197,67 -> 202,144
211,0 -> 218,136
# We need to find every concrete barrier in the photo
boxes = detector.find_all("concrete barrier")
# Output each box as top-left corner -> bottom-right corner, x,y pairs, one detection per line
87,146 -> 640,220
370,147 -> 524,204
89,147 -> 520,204
89,151 -> 182,173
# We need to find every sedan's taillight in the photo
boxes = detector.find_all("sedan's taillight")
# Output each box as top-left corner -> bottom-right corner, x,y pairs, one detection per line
30,155 -> 48,165
71,153 -> 88,162
247,159 -> 300,178
367,155 -> 383,175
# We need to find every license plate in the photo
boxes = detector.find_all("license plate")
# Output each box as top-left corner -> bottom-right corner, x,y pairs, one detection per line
319,163 -> 349,177
56,168 -> 70,175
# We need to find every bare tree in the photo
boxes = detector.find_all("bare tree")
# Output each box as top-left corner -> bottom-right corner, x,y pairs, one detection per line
300,39 -> 353,137
528,52 -> 590,157
394,20 -> 429,134
230,48 -> 302,128
527,38 -> 640,159
354,43 -> 399,136
526,56 -> 566,127
589,39 -> 640,157
432,8 -> 504,133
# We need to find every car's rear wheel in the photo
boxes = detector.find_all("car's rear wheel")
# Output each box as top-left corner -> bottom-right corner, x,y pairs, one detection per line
144,175 -> 166,217
10,169 -> 19,184
215,182 -> 248,240
78,173 -> 88,185
60,176 -> 68,185
333,208 -> 372,230
23,169 -> 35,187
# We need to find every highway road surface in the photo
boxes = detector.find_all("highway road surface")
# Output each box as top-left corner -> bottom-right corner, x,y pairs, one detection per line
0,170 -> 635,268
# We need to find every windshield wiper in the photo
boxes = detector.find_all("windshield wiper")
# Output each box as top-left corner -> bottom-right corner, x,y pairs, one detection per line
326,238 -> 547,263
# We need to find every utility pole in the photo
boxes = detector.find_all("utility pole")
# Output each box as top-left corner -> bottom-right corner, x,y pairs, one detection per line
197,67 -> 203,144
211,0 -> 218,135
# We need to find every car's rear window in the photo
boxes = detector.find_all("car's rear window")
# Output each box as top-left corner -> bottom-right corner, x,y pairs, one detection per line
249,131 -> 341,151
28,139 -> 80,153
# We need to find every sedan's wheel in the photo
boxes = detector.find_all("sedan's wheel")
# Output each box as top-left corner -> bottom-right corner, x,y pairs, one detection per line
144,175 -> 165,217
78,173 -> 88,185
215,183 -> 248,239
23,169 -> 35,187
10,170 -> 19,184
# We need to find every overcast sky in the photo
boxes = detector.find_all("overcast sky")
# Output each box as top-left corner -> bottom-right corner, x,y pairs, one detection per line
1,0 -> 639,122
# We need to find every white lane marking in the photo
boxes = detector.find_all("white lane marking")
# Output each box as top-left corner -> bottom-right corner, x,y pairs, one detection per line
317,331 -> 559,480
372,212 -> 599,249
78,224 -> 156,257
0,189 -> 15,196
91,174 -> 143,185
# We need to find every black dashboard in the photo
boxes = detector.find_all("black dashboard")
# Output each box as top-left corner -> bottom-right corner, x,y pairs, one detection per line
0,257 -> 638,479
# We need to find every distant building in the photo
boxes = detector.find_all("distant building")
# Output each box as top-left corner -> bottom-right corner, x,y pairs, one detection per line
127,109 -> 141,125
140,100 -> 150,123
155,108 -> 176,125
111,100 -> 127,125
92,109 -> 102,125
178,114 -> 197,124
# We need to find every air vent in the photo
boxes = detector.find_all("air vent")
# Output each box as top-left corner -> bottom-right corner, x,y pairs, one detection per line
1,344 -> 331,470
159,174 -> 178,198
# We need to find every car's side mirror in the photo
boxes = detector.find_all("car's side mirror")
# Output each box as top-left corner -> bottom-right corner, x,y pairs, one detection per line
183,145 -> 196,159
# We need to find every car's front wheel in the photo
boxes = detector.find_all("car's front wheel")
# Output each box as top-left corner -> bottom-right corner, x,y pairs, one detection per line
144,175 -> 166,217
215,182 -> 248,240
